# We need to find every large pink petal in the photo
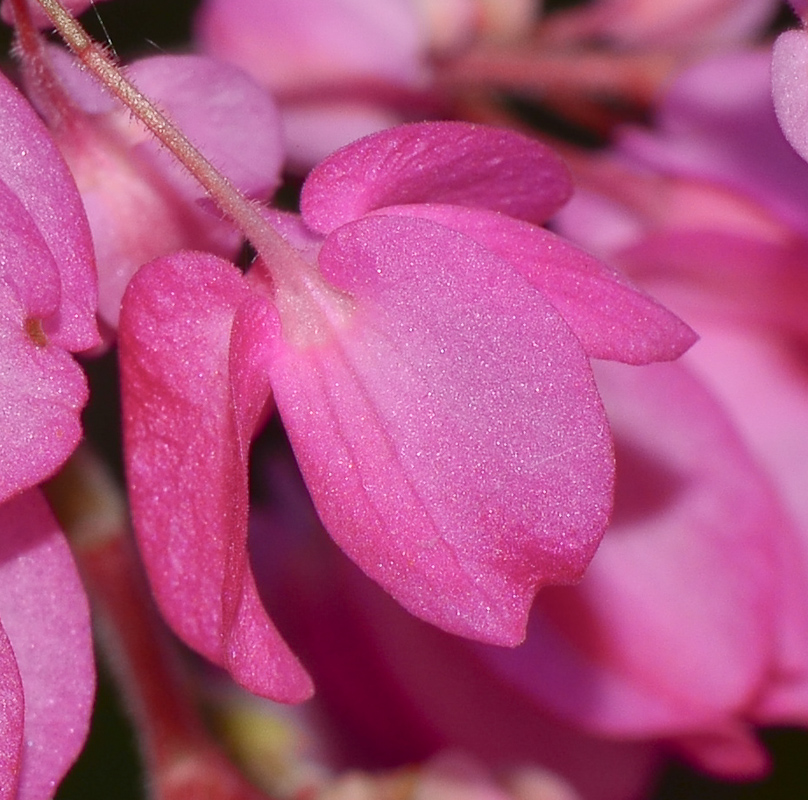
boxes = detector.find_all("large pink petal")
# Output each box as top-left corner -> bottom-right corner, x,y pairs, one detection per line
0,489 -> 95,800
264,215 -> 613,646
373,204 -> 696,363
300,122 -> 573,234
119,251 -> 312,702
0,71 -> 96,350
477,360 -> 799,776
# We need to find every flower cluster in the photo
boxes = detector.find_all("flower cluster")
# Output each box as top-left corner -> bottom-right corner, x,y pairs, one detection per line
1,1 -> 808,799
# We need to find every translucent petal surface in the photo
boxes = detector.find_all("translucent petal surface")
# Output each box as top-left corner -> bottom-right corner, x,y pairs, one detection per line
266,215 -> 613,645
120,251 -> 312,702
300,122 -> 573,234
0,489 -> 95,800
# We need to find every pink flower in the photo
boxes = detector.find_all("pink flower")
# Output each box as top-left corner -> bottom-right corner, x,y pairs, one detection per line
0,68 -> 96,799
119,121 -> 694,702
550,49 -> 808,775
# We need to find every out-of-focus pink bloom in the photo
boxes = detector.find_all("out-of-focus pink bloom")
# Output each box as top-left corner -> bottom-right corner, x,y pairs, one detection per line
308,752 -> 583,800
21,45 -> 283,330
479,360 -> 808,779
551,49 -> 808,775
195,0 -> 427,167
0,68 -> 96,799
194,0 -> 537,167
246,357 -> 807,791
541,0 -> 779,50
119,122 -> 694,703
244,445 -> 661,800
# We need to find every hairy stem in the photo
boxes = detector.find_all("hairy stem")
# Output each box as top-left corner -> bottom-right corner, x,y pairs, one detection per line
33,0 -> 300,272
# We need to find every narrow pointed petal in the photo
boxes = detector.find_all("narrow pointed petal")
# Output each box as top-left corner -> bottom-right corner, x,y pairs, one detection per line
0,489 -> 95,800
300,122 -> 573,235
120,251 -> 312,702
266,215 -> 613,645
374,204 -> 697,363
0,71 -> 96,350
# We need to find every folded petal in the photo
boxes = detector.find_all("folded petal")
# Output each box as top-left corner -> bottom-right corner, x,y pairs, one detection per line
0,184 -> 88,503
265,215 -> 613,646
300,122 -> 573,235
119,251 -> 312,702
374,204 -> 696,363
39,48 -> 283,330
0,488 -> 95,800
125,54 -> 284,201
0,71 -> 96,350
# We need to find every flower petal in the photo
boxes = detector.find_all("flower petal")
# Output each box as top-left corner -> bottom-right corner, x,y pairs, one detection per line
0,71 -> 96,350
300,122 -> 573,234
374,204 -> 697,363
0,181 -> 88,503
0,489 -> 95,800
119,251 -> 312,702
265,215 -> 613,645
